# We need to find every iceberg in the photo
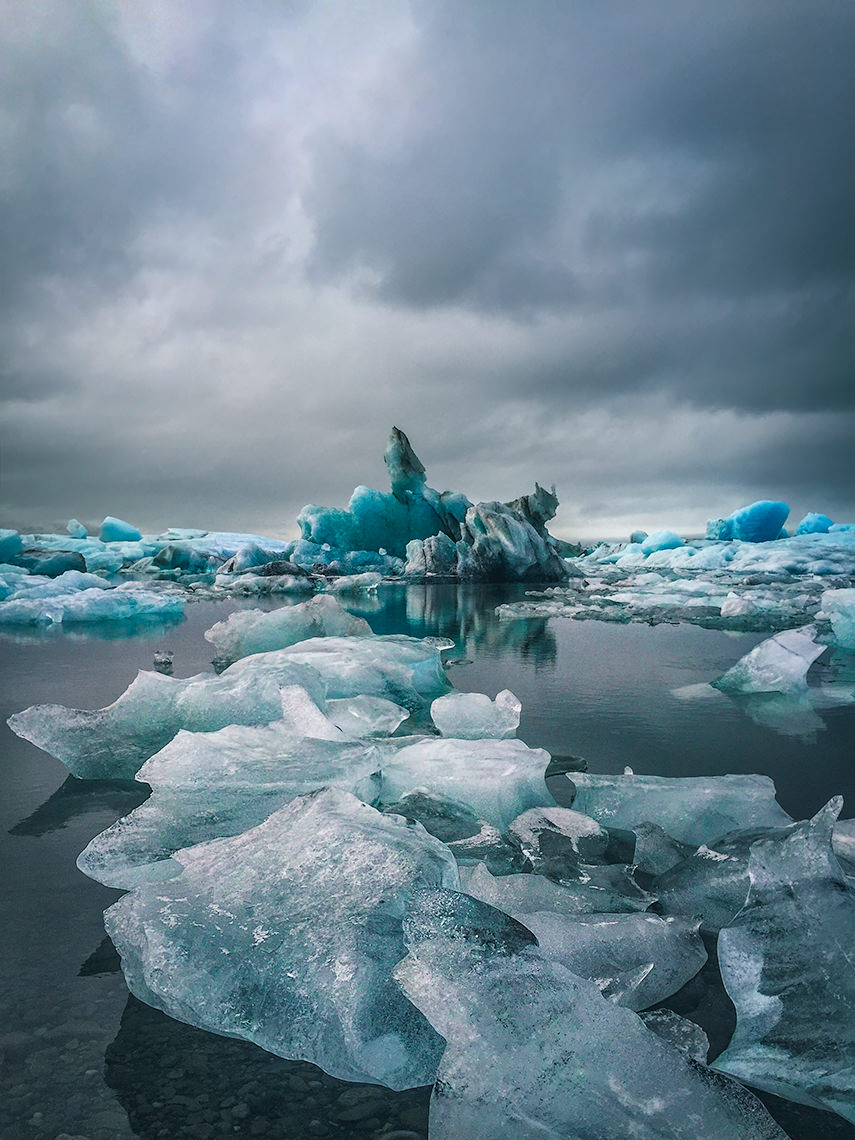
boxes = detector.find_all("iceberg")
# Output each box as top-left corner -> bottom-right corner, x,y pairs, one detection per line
0,528 -> 23,561
100,515 -> 143,542
429,688 -> 520,739
378,737 -> 551,830
394,888 -> 788,1139
105,788 -> 458,1089
298,427 -> 568,582
326,695 -> 409,737
66,518 -> 88,538
714,798 -> 855,1123
705,500 -> 790,542
559,771 -> 792,846
204,594 -> 372,662
0,573 -> 184,628
640,529 -> 685,554
714,625 -> 824,694
795,511 -> 833,535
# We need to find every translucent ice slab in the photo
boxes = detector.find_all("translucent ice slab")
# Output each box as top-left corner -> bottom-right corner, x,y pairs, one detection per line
430,688 -> 521,739
105,788 -> 458,1089
714,798 -> 855,1123
204,594 -> 372,661
561,771 -> 792,846
714,625 -> 825,694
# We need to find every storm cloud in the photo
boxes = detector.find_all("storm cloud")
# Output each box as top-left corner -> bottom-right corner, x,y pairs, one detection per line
1,0 -> 853,539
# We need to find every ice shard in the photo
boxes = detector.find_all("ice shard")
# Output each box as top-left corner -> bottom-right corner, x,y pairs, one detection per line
8,658 -> 325,779
714,798 -> 855,1123
506,805 -> 610,873
394,888 -> 788,1140
714,625 -> 825,694
105,788 -> 458,1089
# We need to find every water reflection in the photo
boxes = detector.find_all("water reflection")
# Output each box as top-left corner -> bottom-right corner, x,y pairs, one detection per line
9,776 -> 150,837
106,995 -> 430,1140
0,611 -> 185,648
366,583 -> 557,667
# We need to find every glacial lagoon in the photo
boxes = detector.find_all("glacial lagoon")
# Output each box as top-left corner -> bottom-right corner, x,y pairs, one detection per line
2,583 -> 854,1139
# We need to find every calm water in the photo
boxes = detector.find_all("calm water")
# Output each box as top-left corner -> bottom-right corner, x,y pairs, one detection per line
1,584 -> 853,1140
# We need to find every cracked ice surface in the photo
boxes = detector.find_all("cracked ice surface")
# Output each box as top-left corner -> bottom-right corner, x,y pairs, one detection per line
394,888 -> 788,1140
714,798 -> 855,1123
105,788 -> 459,1090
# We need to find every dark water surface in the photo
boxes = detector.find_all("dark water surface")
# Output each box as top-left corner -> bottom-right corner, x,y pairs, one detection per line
1,585 -> 853,1139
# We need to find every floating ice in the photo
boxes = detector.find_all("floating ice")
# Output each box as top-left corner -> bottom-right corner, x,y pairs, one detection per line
714,625 -> 824,694
0,528 -> 23,561
394,889 -> 787,1140
820,588 -> 855,649
298,428 -> 567,581
706,500 -> 790,542
66,518 -> 88,538
78,698 -> 387,887
640,529 -> 685,554
518,911 -> 707,1011
0,573 -> 184,628
100,516 -> 143,542
378,737 -> 551,830
8,657 -> 326,779
714,798 -> 855,1124
204,595 -> 372,662
270,634 -> 453,721
560,771 -> 792,846
459,860 -> 654,915
105,788 -> 458,1089
430,688 -> 520,739
795,512 -> 833,535
13,548 -> 87,576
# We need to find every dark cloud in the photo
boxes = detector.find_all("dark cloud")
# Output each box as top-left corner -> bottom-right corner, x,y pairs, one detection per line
0,0 -> 853,538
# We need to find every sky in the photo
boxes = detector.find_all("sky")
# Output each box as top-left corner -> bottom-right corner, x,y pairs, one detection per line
1,0 -> 853,541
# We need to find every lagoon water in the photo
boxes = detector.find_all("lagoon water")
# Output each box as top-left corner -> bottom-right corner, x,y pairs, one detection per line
2,584 -> 854,1140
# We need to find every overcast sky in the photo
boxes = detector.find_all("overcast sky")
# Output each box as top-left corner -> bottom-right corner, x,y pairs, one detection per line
1,0 -> 853,541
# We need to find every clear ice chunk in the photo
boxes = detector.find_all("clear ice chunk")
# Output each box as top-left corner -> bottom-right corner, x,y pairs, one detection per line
631,821 -> 695,876
204,594 -> 372,662
378,737 -> 551,830
714,625 -> 825,694
518,911 -> 707,1011
820,588 -> 855,649
394,888 -> 788,1140
562,771 -> 792,846
430,688 -> 521,739
325,695 -> 409,737
105,788 -> 458,1089
714,797 -> 855,1123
